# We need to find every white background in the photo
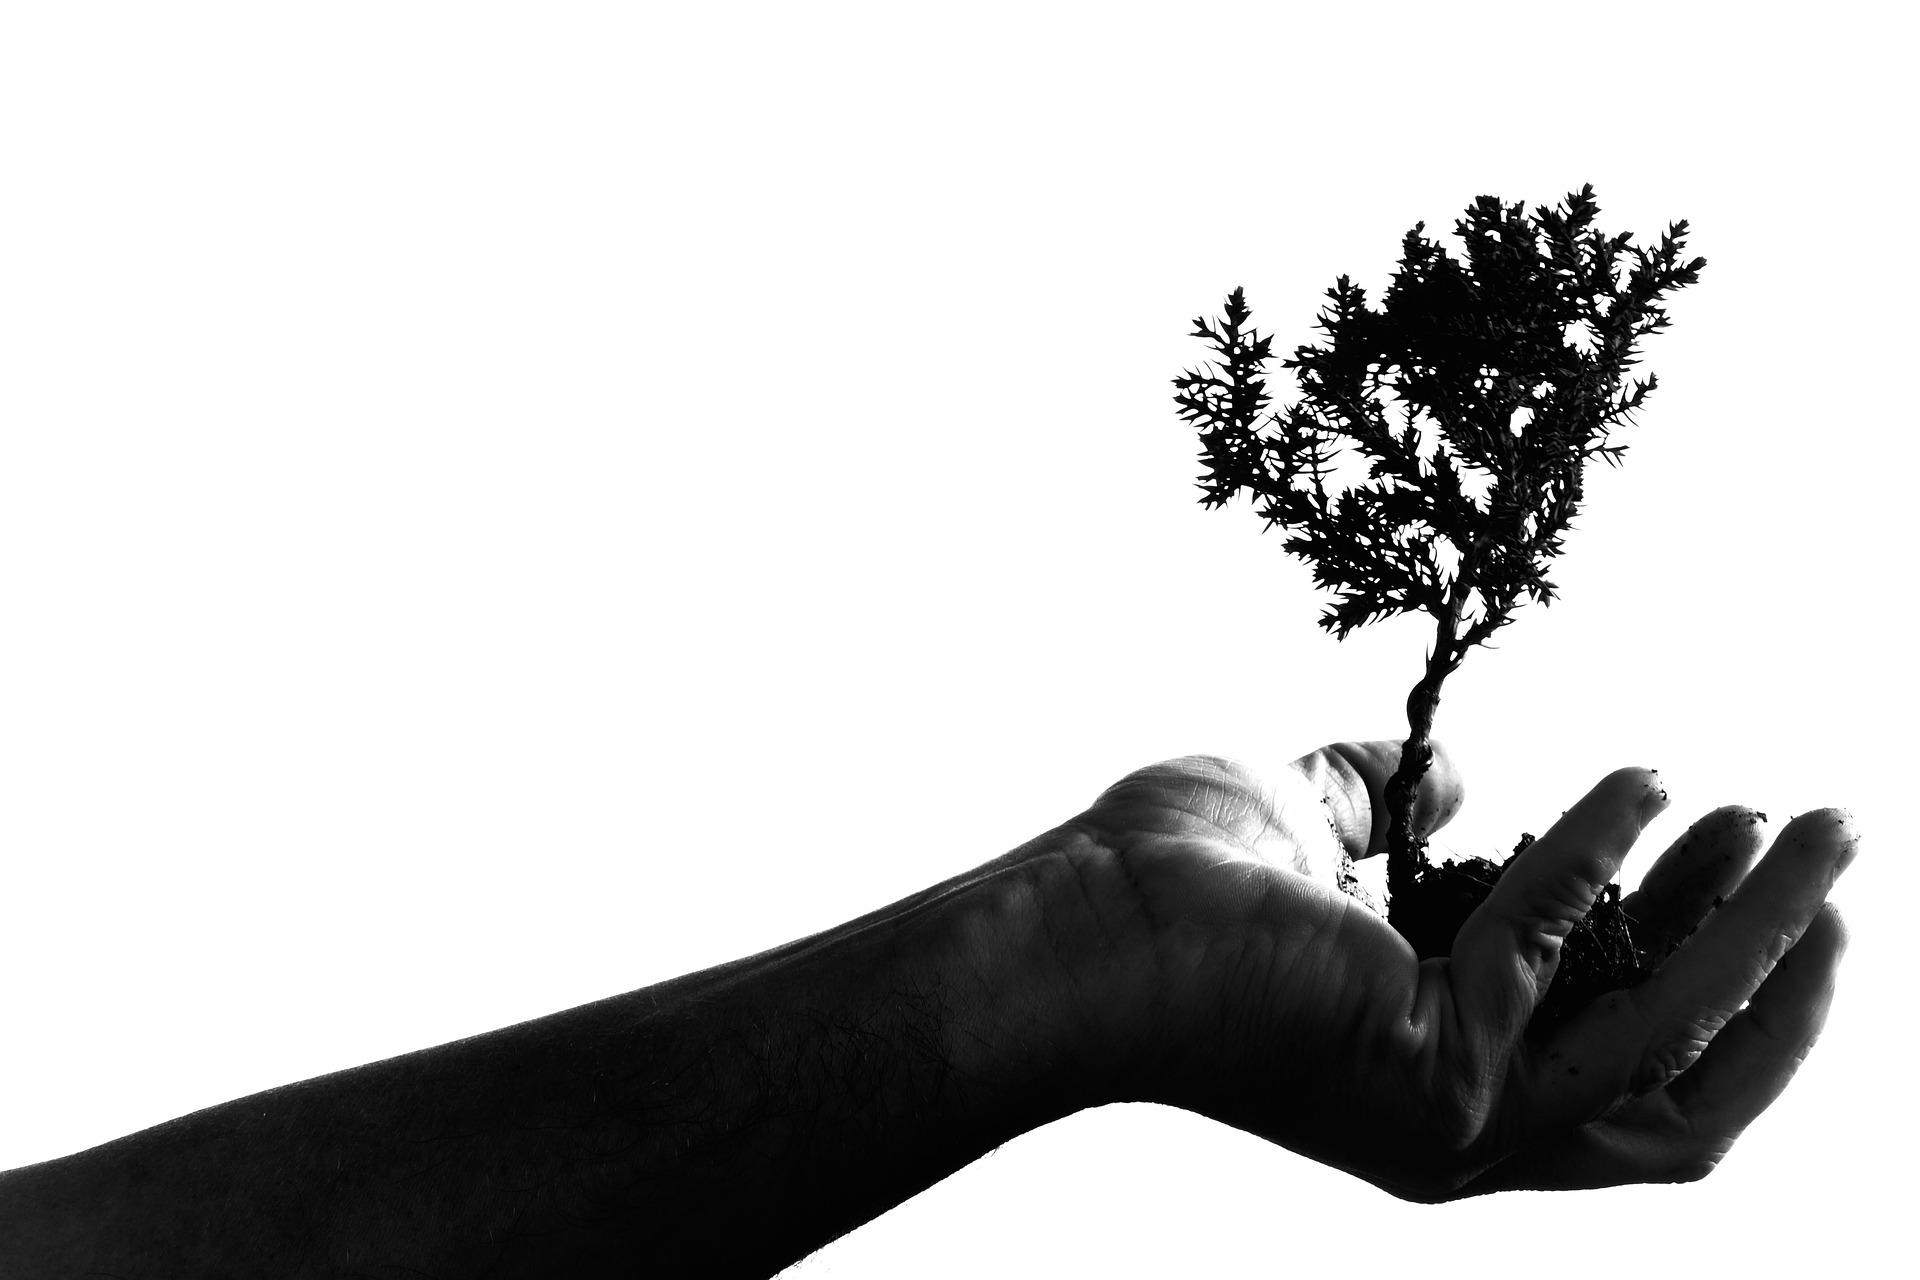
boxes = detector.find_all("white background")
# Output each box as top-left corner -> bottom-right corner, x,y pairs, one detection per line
2,3 -> 1912,1274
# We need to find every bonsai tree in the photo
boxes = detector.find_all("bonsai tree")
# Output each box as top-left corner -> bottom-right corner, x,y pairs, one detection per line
1173,184 -> 1704,999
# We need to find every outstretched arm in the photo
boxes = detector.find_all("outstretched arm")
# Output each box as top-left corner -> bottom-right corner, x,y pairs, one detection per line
0,830 -> 1113,1277
0,738 -> 1855,1275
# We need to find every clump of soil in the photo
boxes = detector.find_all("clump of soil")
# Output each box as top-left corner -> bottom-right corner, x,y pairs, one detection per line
1389,833 -> 1653,1035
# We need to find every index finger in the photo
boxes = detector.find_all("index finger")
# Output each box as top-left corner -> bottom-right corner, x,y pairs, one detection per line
1448,766 -> 1668,1060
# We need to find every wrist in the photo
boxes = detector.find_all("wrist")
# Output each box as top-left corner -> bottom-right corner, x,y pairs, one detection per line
939,824 -> 1178,1113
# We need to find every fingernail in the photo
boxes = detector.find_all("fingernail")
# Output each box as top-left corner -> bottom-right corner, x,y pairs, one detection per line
1811,808 -> 1861,880
1639,770 -> 1670,822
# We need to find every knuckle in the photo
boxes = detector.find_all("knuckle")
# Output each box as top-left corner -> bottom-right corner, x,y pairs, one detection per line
1631,1023 -> 1716,1095
1762,926 -> 1801,970
1514,915 -> 1575,980
1618,987 -> 1725,1098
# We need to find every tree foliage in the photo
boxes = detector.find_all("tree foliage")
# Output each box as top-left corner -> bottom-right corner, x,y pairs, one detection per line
1175,185 -> 1705,907
1175,184 -> 1704,650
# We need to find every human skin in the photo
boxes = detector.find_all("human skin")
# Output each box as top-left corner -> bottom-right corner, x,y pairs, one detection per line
0,739 -> 1854,1276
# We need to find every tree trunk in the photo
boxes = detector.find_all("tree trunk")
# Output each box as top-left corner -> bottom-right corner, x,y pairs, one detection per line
1384,568 -> 1474,922
1384,666 -> 1442,913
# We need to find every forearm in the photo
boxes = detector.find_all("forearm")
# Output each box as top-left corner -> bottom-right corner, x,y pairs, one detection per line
0,829 -> 1116,1277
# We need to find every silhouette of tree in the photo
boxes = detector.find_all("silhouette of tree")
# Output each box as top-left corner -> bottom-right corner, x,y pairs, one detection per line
1175,184 -> 1705,917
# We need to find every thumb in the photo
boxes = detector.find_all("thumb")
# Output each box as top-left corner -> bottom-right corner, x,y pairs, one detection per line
1291,739 -> 1467,863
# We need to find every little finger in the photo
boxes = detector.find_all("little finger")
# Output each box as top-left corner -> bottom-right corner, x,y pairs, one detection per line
1661,901 -> 1849,1135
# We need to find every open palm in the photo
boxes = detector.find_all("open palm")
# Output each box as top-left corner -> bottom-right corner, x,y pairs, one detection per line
1063,739 -> 1852,1200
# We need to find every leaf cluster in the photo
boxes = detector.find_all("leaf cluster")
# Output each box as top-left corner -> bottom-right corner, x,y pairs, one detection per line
1174,185 -> 1704,646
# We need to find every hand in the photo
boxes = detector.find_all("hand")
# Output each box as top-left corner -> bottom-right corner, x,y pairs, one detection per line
1059,740 -> 1855,1200
0,738 -> 1855,1274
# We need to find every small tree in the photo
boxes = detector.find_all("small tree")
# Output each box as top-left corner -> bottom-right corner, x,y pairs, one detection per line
1174,184 -> 1704,922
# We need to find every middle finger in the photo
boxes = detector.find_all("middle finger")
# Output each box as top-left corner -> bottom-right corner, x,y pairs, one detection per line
1620,805 -> 1768,962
